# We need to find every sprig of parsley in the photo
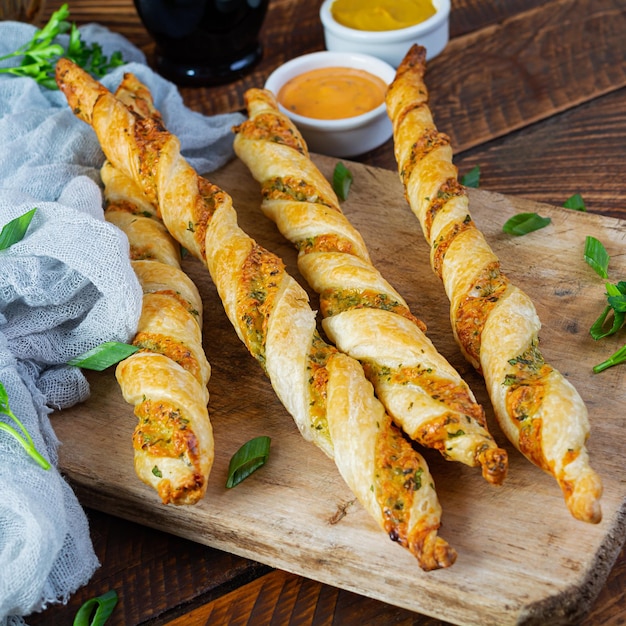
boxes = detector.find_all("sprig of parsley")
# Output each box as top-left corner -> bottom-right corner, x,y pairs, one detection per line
0,4 -> 124,89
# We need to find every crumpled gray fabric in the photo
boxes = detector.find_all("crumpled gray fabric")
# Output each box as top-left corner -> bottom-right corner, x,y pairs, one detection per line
0,18 -> 244,625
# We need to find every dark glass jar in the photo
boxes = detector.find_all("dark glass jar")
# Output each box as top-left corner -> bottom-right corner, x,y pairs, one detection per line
133,0 -> 270,86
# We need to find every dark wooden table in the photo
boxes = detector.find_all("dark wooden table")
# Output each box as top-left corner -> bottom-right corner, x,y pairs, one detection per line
29,0 -> 626,624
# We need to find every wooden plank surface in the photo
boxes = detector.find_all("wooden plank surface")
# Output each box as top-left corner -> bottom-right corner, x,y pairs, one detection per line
425,0 -> 626,152
43,0 -> 626,151
53,155 -> 626,626
449,88 -> 626,222
25,2 -> 626,624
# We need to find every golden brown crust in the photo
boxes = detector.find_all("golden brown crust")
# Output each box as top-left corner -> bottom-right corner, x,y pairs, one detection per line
386,44 -> 603,523
326,352 -> 456,571
56,59 -> 456,568
105,210 -> 181,265
116,352 -> 212,506
233,88 -> 507,486
102,159 -> 213,506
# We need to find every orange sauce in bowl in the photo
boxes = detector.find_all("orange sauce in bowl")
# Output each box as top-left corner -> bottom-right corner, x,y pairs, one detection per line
277,67 -> 387,120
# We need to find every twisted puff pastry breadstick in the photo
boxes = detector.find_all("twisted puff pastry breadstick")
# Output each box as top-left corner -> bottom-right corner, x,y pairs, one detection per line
56,60 -> 457,570
233,88 -> 508,486
102,157 -> 214,505
386,45 -> 602,523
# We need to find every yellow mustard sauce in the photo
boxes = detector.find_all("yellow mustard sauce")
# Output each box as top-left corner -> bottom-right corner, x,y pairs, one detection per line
331,0 -> 436,32
277,67 -> 387,120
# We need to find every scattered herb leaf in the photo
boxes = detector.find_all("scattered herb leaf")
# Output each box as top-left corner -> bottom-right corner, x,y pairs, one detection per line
502,212 -> 551,236
590,304 -> 623,340
226,435 -> 271,488
68,342 -> 139,371
586,238 -> 626,373
0,208 -> 37,250
593,344 -> 626,374
591,281 -> 626,340
0,4 -> 124,90
0,382 -> 50,470
332,162 -> 353,201
0,209 -> 49,469
73,590 -> 118,626
607,281 -> 626,312
584,235 -> 610,278
460,165 -> 480,188
563,193 -> 586,211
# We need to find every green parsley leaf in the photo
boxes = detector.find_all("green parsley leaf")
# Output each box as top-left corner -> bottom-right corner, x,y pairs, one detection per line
502,212 -> 551,236
332,162 -> 353,201
226,435 -> 271,488
73,590 -> 118,626
607,282 -> 626,315
562,193 -> 587,211
68,342 -> 139,371
0,4 -> 124,89
0,382 -> 50,470
584,236 -> 610,278
460,165 -> 480,188
0,208 -> 37,250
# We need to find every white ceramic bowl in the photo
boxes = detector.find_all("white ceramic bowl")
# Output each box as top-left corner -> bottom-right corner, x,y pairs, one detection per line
264,50 -> 396,158
319,0 -> 450,67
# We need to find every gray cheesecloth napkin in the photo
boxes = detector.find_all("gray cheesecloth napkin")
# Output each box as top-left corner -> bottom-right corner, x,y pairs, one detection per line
0,20 -> 244,625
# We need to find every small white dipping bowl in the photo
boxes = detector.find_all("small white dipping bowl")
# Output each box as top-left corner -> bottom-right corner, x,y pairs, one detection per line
319,0 -> 450,67
264,50 -> 396,158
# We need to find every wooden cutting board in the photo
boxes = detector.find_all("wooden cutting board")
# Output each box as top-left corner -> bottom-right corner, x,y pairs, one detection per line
53,155 -> 626,626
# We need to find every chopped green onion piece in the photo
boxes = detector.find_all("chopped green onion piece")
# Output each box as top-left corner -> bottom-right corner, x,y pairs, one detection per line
460,165 -> 480,188
226,435 -> 271,488
73,590 -> 118,626
593,343 -> 626,374
332,162 -> 353,201
562,193 -> 586,211
502,212 -> 551,236
584,236 -> 610,278
590,304 -> 623,340
0,208 -> 37,250
591,282 -> 626,334
68,342 -> 139,371
0,382 -> 50,470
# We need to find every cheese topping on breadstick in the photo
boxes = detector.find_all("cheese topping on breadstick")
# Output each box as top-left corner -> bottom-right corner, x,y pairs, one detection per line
56,59 -> 456,569
233,88 -> 508,485
386,45 -> 602,524
103,160 -> 213,506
